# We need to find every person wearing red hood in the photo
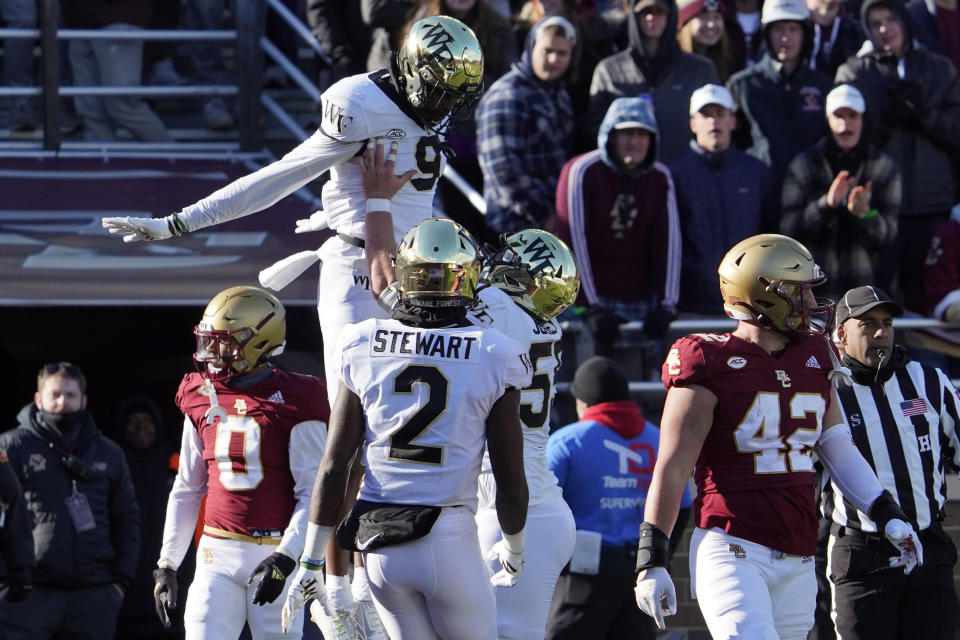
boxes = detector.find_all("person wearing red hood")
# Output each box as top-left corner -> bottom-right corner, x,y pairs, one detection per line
545,356 -> 692,639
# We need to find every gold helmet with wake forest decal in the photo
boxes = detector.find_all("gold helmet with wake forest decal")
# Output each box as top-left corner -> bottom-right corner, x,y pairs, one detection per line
395,218 -> 481,308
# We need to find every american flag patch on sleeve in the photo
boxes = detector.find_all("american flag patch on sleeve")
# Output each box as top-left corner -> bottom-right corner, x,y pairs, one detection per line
901,398 -> 929,417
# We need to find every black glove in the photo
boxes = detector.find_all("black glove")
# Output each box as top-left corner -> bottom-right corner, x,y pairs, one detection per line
642,305 -> 677,340
249,552 -> 296,606
583,306 -> 627,353
886,79 -> 926,125
2,576 -> 31,603
153,567 -> 178,628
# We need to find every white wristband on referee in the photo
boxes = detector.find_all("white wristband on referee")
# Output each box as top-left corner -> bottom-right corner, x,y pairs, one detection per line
366,198 -> 390,214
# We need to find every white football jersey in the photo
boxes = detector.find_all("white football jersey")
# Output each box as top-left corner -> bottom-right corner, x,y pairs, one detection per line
468,286 -> 564,505
178,69 -> 445,264
335,317 -> 532,511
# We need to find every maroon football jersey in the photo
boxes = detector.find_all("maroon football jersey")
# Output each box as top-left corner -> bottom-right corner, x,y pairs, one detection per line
176,370 -> 329,536
662,333 -> 834,555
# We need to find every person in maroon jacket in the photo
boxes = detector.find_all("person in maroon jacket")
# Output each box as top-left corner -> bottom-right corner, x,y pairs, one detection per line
634,234 -> 923,639
552,95 -> 681,351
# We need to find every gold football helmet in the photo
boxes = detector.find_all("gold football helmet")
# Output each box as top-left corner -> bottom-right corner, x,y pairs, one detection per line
396,16 -> 484,130
718,234 -> 833,338
485,230 -> 580,321
194,286 -> 286,381
395,218 -> 481,308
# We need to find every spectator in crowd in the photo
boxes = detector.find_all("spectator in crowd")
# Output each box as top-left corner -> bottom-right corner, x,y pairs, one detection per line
824,285 -> 960,639
113,394 -> 180,640
0,362 -> 140,639
907,0 -> 960,71
925,203 -> 960,325
363,0 -> 420,71
545,356 -> 692,640
553,96 -> 681,350
477,15 -> 576,233
806,0 -> 866,77
0,446 -> 33,605
780,83 -> 901,299
727,0 -> 832,192
588,0 -> 718,163
405,0 -> 520,245
63,0 -> 173,142
181,0 -> 236,130
836,0 -> 960,312
676,0 -> 745,82
307,0 -> 371,84
731,0 -> 765,63
670,83 -> 777,314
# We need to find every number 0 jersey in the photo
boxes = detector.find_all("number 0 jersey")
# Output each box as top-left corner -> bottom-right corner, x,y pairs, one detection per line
469,286 -> 564,506
663,333 -> 834,555
336,318 -> 532,511
173,370 -> 329,538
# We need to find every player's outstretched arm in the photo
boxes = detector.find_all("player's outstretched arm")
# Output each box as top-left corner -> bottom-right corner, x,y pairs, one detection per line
485,388 -> 529,588
282,382 -> 365,633
636,384 -> 714,629
360,137 -> 416,297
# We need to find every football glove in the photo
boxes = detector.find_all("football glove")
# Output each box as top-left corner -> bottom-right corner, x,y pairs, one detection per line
281,565 -> 324,634
884,519 -> 924,575
249,551 -> 296,605
488,538 -> 525,588
295,211 -> 328,234
102,213 -> 186,242
153,567 -> 178,628
635,567 -> 677,630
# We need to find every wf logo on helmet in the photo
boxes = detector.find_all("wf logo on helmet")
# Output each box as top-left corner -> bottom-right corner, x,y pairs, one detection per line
521,236 -> 556,273
421,22 -> 455,56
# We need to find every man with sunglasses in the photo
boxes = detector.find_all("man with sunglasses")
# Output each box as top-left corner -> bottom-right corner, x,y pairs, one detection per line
0,362 -> 140,639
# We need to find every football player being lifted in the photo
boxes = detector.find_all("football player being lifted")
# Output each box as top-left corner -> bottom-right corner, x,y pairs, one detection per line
153,286 -> 330,639
280,218 -> 532,640
467,229 -> 581,639
634,234 -> 923,639
102,15 -> 485,411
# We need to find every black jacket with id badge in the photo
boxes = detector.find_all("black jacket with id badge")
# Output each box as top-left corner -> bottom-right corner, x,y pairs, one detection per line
0,404 -> 140,590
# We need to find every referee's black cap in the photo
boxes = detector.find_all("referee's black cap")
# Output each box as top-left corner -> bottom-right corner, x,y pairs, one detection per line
836,286 -> 903,327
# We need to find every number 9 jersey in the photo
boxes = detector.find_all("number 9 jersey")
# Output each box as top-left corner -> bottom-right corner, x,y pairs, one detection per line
663,332 -> 834,556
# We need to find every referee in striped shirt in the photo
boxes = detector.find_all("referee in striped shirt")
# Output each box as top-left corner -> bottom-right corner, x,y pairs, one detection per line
823,285 -> 960,639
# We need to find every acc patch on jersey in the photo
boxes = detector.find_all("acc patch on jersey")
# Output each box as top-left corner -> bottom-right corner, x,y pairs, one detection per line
386,128 -> 406,139
727,356 -> 747,369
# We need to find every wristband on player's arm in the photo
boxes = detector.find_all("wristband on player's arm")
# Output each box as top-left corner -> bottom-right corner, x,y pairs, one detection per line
636,522 -> 670,574
868,490 -> 911,531
300,522 -> 333,570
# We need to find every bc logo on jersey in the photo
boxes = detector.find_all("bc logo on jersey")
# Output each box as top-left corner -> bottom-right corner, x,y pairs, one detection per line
776,370 -> 792,388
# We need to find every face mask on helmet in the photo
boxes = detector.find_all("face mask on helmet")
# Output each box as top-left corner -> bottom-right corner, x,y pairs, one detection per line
193,286 -> 286,381
484,230 -> 580,321
394,218 -> 481,309
718,234 -> 834,340
396,16 -> 484,134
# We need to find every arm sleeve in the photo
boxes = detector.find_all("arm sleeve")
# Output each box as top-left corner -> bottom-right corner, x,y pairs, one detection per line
918,62 -> 960,154
0,458 -> 33,582
937,369 -> 960,471
277,420 -> 328,560
552,159 -> 574,244
815,423 -> 884,514
778,155 -> 837,240
178,131 -> 361,232
655,167 -> 681,309
157,417 -> 209,569
109,450 -> 141,587
854,155 -> 900,250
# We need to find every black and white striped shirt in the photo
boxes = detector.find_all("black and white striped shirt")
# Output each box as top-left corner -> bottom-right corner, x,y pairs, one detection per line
823,359 -> 960,532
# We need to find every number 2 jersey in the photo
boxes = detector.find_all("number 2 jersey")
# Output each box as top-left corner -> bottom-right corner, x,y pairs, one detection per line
468,285 -> 565,506
663,333 -> 834,555
157,370 -> 329,567
335,317 -> 532,511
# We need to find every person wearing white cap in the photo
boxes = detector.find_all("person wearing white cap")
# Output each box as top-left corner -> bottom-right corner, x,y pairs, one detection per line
836,0 -> 960,313
726,0 -> 832,192
780,82 -> 901,300
669,83 -> 777,314
588,0 -> 718,164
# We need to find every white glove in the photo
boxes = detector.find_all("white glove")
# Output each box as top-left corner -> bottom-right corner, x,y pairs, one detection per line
635,567 -> 677,630
295,211 -> 328,234
281,566 -> 324,634
488,538 -> 524,588
102,214 -> 177,243
884,519 -> 924,575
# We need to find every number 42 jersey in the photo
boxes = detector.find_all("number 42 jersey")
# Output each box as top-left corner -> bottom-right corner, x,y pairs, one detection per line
663,333 -> 834,556
335,318 -> 532,511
